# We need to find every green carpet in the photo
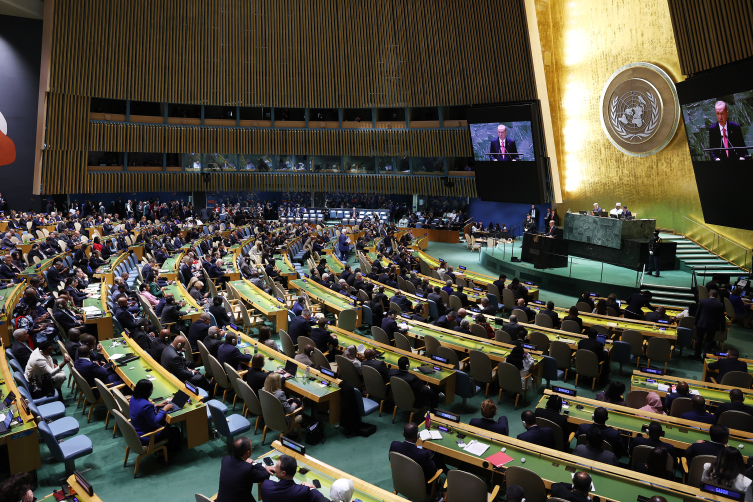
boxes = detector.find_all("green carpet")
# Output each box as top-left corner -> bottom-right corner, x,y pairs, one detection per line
20,241 -> 753,501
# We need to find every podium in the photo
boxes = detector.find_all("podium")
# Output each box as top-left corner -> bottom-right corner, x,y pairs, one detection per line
521,233 -> 569,269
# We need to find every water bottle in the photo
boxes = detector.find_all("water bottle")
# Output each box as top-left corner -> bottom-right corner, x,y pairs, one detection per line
305,365 -> 310,380
254,343 -> 258,355
425,411 -> 431,429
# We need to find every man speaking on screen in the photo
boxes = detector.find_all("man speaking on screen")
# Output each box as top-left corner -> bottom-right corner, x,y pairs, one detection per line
709,101 -> 746,161
489,124 -> 519,161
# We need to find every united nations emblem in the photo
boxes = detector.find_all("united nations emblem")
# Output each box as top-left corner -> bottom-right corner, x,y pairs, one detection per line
599,63 -> 680,157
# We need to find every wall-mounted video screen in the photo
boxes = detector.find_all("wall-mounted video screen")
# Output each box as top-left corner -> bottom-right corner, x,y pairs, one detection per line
677,59 -> 753,230
466,102 -> 547,204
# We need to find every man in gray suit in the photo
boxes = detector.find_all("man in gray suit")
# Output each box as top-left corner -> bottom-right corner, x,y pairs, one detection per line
572,425 -> 618,466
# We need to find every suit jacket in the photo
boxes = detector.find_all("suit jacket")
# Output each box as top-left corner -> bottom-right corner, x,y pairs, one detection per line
203,335 -> 222,359
288,316 -> 312,344
452,292 -> 470,308
516,425 -> 556,449
707,357 -> 748,383
218,343 -> 251,371
131,329 -> 153,352
469,417 -> 509,436
575,422 -> 624,457
387,368 -> 425,406
309,327 -> 334,353
389,441 -> 437,485
709,121 -> 747,160
714,401 -> 753,422
381,317 -> 402,342
629,435 -> 676,459
550,483 -> 590,502
243,367 -> 270,395
11,341 -> 33,369
664,391 -> 691,413
685,440 -> 725,464
502,322 -> 527,340
114,306 -> 138,331
696,297 -> 726,332
433,315 -> 454,329
391,295 -> 412,312
160,345 -> 193,381
217,455 -> 271,502
680,410 -> 716,425
624,293 -> 654,317
427,293 -> 447,314
54,308 -> 83,332
187,321 -> 210,351
259,479 -> 328,502
149,338 -> 170,362
161,304 -> 186,326
362,358 -> 389,382
534,408 -> 569,436
540,308 -> 560,327
572,444 -> 619,465
64,340 -> 82,362
489,137 -> 518,161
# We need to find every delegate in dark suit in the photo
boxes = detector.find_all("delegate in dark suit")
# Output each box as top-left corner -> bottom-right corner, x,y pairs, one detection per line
707,357 -> 748,383
218,343 -> 252,371
243,367 -> 270,395
708,121 -> 747,160
187,320 -> 210,352
714,401 -> 753,421
550,483 -> 591,502
362,358 -> 389,383
488,137 -> 518,162
209,304 -> 232,328
203,334 -> 222,359
685,440 -> 726,465
469,417 -> 509,436
516,425 -> 556,449
389,441 -> 439,485
572,444 -> 619,466
11,341 -> 33,369
73,357 -> 121,397
534,407 -> 568,435
288,316 -> 312,345
381,316 -> 403,343
694,296 -> 726,357
216,454 -> 271,502
259,479 -> 328,502
575,422 -> 624,457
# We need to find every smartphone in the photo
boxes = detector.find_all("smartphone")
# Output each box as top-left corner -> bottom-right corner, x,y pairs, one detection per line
312,479 -> 321,489
263,457 -> 274,466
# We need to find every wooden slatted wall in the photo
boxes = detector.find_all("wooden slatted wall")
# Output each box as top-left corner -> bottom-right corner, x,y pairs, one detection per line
42,0 -> 536,194
668,0 -> 753,75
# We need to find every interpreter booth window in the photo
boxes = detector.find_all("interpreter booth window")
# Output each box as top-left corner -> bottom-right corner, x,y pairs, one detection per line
377,156 -> 395,174
451,157 -> 475,173
204,105 -> 236,126
343,109 -> 372,128
344,156 -> 375,174
410,107 -> 439,128
88,152 -> 123,169
239,107 -> 271,127
414,157 -> 445,175
276,156 -> 294,172
395,156 -> 411,174
309,108 -> 339,128
90,98 -> 126,121
275,108 -> 305,126
241,154 -> 272,171
166,153 -> 181,169
376,108 -> 406,128
205,153 -> 238,172
129,101 -> 163,123
127,152 -> 163,169
310,156 -> 341,173
443,105 -> 470,128
167,104 -> 201,125
184,153 -> 202,172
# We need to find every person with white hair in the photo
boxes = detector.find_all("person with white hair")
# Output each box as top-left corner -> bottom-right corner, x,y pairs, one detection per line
591,202 -> 603,216
330,478 -> 355,502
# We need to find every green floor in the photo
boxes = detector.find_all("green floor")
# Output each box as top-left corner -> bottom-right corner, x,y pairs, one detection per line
23,241 -> 753,501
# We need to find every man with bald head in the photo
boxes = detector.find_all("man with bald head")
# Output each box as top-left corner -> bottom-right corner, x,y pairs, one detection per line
114,296 -> 138,331
551,471 -> 594,502
709,100 -> 747,160
489,124 -> 519,162
664,381 -> 690,414
149,329 -> 172,362
680,395 -> 715,424
160,334 -> 212,391
715,388 -> 753,421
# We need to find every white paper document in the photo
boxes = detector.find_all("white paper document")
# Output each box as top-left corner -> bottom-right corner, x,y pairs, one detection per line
657,383 -> 670,392
109,354 -> 125,360
463,440 -> 490,456
419,430 -> 443,441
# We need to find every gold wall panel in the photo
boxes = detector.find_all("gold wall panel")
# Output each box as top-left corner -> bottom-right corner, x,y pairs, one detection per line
539,0 -> 753,250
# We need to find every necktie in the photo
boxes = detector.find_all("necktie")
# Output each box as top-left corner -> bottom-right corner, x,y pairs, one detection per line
500,141 -> 506,159
723,128 -> 729,157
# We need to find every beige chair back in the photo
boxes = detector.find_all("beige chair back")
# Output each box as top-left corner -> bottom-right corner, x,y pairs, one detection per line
494,330 -> 512,344
312,348 -> 331,370
646,337 -> 671,364
697,285 -> 709,301
278,330 -> 296,357
687,455 -> 717,487
389,301 -> 402,314
511,308 -> 528,324
259,388 -> 293,432
497,361 -> 524,394
179,331 -> 196,366
576,302 -> 592,313
224,363 -> 244,399
469,350 -> 494,384
549,340 -> 572,371
394,332 -> 412,352
669,397 -> 694,417
195,494 -> 213,502
296,336 -> 316,355
574,349 -> 600,379
335,355 -> 362,388
469,324 -> 488,339
591,325 -> 609,336
71,367 -> 98,405
501,289 -> 516,310
448,295 -> 463,312
718,410 -> 753,432
630,445 -> 673,472
423,335 -> 440,357
112,387 -> 131,416
439,290 -> 450,305
390,376 -> 421,418
560,320 -> 581,333
528,331 -> 550,353
197,340 -> 213,378
436,346 -> 461,369
362,365 -> 389,402
576,434 -> 613,452
534,313 -> 553,328
720,371 -> 753,388
625,390 -> 648,409
447,469 -> 489,502
621,330 -> 645,360
237,380 -> 263,417
505,466 -> 547,502
535,417 -> 565,451
371,326 -> 391,345
389,452 -> 430,501
111,409 -> 148,455
337,309 -> 358,332
207,354 -> 231,392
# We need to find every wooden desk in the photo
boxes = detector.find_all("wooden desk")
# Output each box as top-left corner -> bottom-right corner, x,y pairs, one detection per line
0,346 -> 41,474
402,227 -> 459,244
226,327 -> 342,425
327,326 -> 456,405
540,389 -> 752,460
82,282 -> 114,340
163,283 -> 204,322
0,283 -> 25,345
289,279 -> 362,328
631,370 -> 753,406
228,279 -> 289,333
66,474 -> 104,502
101,336 -> 209,448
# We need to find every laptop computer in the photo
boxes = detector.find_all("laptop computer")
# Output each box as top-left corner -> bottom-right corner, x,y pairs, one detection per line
167,390 -> 190,413
0,410 -> 18,434
596,334 -> 607,346
284,360 -> 298,378
0,391 -> 15,411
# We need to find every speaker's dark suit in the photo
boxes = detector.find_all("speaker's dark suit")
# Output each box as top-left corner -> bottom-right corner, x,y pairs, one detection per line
489,137 -> 518,162
708,121 -> 747,160
469,416 -> 509,436
516,425 -> 556,449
